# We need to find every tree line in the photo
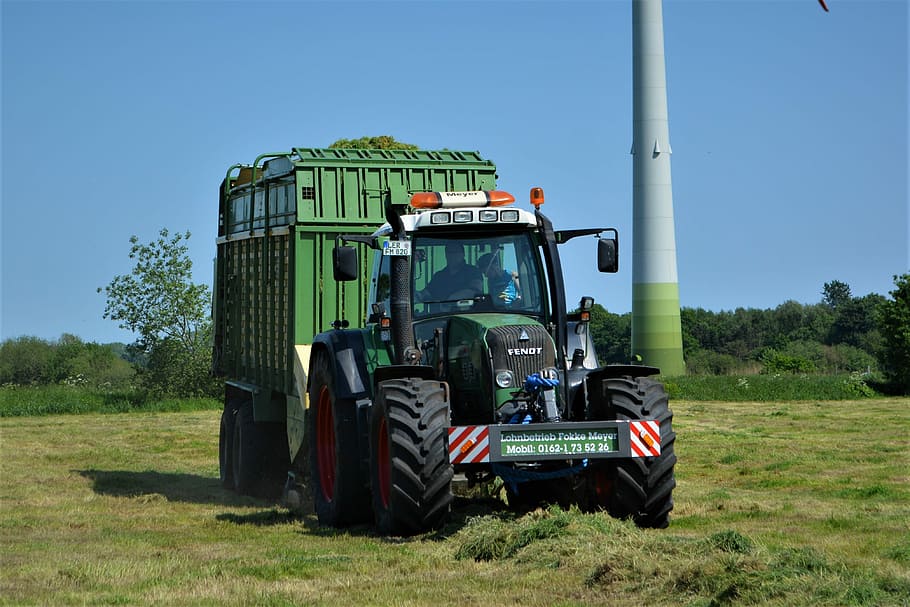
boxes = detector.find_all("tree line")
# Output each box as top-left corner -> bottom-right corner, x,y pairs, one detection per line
4,274 -> 908,396
589,275 -> 910,392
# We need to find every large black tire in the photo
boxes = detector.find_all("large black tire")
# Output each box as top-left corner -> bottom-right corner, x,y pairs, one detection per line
259,421 -> 291,499
232,400 -> 262,496
585,376 -> 676,529
219,400 -> 238,489
370,378 -> 453,536
307,351 -> 370,526
227,397 -> 290,498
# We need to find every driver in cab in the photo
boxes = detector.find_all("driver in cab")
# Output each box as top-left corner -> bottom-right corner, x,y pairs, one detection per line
417,242 -> 482,302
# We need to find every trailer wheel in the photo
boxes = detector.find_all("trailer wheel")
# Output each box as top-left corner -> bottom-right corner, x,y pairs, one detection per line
219,399 -> 239,489
307,351 -> 370,526
585,376 -> 676,529
370,378 -> 453,536
232,399 -> 263,496
260,421 -> 291,499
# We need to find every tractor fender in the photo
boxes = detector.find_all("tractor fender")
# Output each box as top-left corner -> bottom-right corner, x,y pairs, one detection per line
310,330 -> 373,402
583,364 -> 661,402
373,364 -> 437,388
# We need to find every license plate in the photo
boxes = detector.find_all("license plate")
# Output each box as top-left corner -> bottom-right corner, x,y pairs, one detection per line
382,240 -> 411,256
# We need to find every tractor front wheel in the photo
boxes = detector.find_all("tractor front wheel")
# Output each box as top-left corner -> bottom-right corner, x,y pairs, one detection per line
370,378 -> 453,535
585,376 -> 676,529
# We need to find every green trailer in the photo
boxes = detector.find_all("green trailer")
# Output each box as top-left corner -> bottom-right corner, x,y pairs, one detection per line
214,148 -> 677,535
213,149 -> 498,493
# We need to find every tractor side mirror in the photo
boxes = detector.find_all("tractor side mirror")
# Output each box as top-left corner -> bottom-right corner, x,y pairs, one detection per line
333,246 -> 358,281
597,238 -> 618,273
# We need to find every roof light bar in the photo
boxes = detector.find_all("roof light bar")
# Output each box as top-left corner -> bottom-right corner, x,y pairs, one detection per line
410,190 -> 516,209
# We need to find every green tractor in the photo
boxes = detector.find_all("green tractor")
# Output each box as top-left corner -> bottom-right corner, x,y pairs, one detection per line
303,187 -> 676,535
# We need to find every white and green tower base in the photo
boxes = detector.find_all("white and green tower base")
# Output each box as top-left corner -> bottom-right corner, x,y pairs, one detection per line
631,0 -> 685,376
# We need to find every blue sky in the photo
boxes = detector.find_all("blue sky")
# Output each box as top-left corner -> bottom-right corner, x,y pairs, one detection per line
2,0 -> 907,344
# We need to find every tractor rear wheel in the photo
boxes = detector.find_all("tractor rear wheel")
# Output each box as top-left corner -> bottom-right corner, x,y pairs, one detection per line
585,376 -> 676,529
370,378 -> 453,535
307,351 -> 370,526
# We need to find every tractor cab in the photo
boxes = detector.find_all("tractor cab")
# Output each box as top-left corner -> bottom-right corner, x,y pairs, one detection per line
343,189 -> 616,426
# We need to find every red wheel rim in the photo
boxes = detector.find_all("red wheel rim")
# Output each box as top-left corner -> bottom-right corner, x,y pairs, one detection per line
377,416 -> 391,508
316,386 -> 335,501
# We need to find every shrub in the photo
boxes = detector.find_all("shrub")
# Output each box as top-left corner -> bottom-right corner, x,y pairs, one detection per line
0,335 -> 136,389
0,337 -> 55,384
759,348 -> 816,374
685,350 -> 742,375
141,337 -> 219,398
824,344 -> 877,374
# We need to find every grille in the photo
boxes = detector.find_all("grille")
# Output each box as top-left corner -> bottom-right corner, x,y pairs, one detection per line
486,324 -> 556,382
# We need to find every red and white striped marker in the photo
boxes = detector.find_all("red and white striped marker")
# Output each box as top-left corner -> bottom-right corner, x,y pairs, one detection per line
630,420 -> 661,457
447,426 -> 490,464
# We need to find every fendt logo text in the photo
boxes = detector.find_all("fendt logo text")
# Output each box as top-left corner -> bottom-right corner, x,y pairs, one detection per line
507,347 -> 543,356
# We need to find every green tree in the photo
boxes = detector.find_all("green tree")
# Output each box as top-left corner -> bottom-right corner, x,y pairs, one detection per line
51,334 -> 135,388
143,330 -> 219,397
99,229 -> 213,396
329,136 -> 418,150
876,273 -> 910,393
0,334 -> 134,388
828,293 -> 884,351
587,304 -> 631,364
0,336 -> 54,384
822,280 -> 852,309
759,347 -> 816,374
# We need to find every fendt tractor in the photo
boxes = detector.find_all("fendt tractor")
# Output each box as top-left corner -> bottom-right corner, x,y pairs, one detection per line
213,148 -> 676,535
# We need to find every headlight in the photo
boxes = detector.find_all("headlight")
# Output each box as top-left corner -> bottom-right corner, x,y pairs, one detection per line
495,371 -> 514,388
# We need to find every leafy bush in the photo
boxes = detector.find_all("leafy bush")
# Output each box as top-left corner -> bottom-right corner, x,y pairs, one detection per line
824,343 -> 878,374
0,337 -> 55,384
0,335 -> 135,388
841,371 -> 876,398
760,348 -> 816,374
141,336 -> 220,398
685,350 -> 743,375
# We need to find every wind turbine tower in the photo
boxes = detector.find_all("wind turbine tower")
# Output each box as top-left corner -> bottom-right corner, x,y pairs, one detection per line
631,0 -> 685,375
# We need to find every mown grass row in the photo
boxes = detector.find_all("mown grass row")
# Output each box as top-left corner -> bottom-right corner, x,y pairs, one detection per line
452,507 -> 910,606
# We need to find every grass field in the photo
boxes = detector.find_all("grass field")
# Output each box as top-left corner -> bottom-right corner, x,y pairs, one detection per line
1,399 -> 908,606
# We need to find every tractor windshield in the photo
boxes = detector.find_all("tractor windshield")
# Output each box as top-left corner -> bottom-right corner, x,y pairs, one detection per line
411,233 -> 545,319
